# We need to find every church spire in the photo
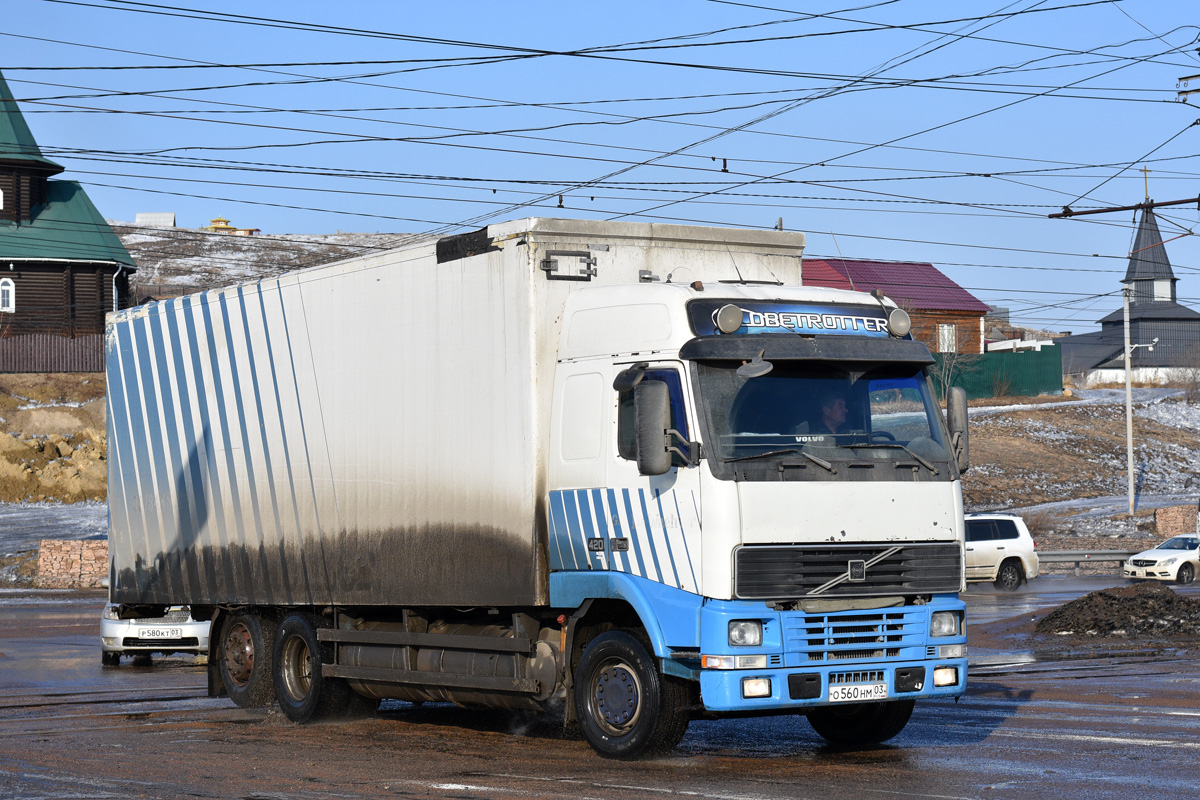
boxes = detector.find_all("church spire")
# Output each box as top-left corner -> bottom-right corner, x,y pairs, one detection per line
0,68 -> 64,175
1122,206 -> 1176,305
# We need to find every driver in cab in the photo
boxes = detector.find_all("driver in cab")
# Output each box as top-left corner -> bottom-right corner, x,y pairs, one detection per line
812,390 -> 848,435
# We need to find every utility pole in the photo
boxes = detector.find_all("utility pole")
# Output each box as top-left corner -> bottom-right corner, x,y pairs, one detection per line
1124,287 -> 1134,514
1050,188 -> 1166,514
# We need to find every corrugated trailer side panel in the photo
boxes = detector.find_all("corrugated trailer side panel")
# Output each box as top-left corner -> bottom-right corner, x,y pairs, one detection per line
108,241 -> 546,608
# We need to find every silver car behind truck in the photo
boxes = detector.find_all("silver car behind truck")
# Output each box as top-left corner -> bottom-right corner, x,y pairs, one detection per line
101,604 -> 211,666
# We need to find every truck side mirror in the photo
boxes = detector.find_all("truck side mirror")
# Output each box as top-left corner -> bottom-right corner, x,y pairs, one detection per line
946,386 -> 969,474
634,380 -> 673,476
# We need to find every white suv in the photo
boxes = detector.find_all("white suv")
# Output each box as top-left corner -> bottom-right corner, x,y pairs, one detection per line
963,513 -> 1039,591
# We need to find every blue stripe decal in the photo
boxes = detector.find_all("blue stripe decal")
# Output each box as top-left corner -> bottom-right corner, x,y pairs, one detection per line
547,488 -> 700,595
652,489 -> 684,589
637,489 -> 671,586
577,490 -> 603,571
561,491 -> 588,570
671,491 -> 699,591
606,489 -> 634,574
547,490 -> 569,569
621,489 -> 651,580
589,489 -> 614,572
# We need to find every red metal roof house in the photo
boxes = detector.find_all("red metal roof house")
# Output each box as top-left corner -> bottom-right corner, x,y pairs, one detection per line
804,258 -> 990,353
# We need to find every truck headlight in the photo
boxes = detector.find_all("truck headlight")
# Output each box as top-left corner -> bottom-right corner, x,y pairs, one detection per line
728,620 -> 762,647
930,611 -> 960,637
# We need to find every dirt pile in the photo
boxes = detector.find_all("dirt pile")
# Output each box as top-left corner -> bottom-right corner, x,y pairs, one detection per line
0,374 -> 107,503
1034,582 -> 1200,637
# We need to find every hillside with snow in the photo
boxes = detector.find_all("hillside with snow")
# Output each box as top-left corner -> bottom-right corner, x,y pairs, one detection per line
110,221 -> 421,299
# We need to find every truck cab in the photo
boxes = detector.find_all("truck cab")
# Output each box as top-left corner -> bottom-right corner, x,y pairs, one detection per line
549,281 -> 968,755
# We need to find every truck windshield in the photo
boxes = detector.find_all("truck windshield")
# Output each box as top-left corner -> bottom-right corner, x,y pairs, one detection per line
695,361 -> 954,482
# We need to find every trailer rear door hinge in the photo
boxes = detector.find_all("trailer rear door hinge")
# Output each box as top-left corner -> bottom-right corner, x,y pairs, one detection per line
541,250 -> 598,281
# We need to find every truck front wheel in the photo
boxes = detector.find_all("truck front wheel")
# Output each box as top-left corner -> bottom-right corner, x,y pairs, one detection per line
219,612 -> 276,707
273,614 -> 373,723
806,699 -> 914,746
573,631 -> 689,759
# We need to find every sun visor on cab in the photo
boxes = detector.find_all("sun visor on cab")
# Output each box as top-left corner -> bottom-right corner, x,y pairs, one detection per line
678,334 -> 936,364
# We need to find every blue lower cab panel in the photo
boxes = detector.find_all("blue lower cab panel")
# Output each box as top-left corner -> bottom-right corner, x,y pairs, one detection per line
700,658 -> 967,712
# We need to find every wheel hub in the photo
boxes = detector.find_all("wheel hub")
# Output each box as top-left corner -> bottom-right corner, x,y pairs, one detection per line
595,664 -> 639,727
223,624 -> 254,686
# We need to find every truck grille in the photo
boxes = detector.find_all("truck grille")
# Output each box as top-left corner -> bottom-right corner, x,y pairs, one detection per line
735,543 -> 960,599
784,609 -> 926,664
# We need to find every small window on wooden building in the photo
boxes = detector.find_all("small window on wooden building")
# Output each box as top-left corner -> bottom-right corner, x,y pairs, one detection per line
937,323 -> 957,353
0,278 -> 13,313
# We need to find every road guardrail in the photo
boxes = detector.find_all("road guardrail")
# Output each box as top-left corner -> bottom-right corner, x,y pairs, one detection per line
1039,550 -> 1137,576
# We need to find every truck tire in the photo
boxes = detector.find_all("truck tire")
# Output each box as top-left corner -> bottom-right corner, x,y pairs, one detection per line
806,699 -> 914,746
273,614 -> 374,723
995,559 -> 1023,591
573,631 -> 689,759
218,612 -> 277,708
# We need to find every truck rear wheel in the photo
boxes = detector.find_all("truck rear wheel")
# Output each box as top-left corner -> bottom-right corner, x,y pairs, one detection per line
573,631 -> 689,759
806,699 -> 914,746
219,612 -> 276,707
273,614 -> 373,723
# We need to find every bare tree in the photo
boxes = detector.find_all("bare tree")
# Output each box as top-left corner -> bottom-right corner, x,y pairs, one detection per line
1177,344 -> 1200,403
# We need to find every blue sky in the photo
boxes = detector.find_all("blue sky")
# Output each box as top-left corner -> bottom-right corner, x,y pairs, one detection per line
5,0 -> 1200,332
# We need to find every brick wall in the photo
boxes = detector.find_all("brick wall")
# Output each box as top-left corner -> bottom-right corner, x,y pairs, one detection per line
36,539 -> 107,589
1155,504 -> 1199,537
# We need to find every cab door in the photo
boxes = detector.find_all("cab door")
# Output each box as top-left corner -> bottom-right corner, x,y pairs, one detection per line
602,361 -> 704,595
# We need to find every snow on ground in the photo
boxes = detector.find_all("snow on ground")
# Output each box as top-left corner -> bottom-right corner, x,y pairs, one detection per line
0,501 -> 107,554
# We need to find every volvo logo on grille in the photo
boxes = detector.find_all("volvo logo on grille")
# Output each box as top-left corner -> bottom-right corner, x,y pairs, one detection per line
848,560 -> 867,582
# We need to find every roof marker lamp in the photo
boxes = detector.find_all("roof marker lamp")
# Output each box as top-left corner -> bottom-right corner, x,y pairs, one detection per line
887,307 -> 912,337
715,303 -> 743,334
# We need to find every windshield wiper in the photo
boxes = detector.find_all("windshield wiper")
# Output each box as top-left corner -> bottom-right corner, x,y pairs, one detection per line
725,448 -> 836,473
847,443 -> 939,475
725,448 -> 802,463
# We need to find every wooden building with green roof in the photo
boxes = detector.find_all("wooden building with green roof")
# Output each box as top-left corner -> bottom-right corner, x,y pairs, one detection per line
0,68 -> 136,371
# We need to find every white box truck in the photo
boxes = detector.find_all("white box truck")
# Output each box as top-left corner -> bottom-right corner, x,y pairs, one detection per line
106,217 -> 969,758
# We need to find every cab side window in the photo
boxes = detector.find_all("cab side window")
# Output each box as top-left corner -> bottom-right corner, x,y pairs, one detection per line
617,369 -> 689,466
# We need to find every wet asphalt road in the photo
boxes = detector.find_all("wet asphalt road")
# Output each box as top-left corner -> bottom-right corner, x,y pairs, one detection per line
2,578 -> 1199,800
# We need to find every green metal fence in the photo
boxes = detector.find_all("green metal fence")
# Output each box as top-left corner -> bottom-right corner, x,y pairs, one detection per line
931,346 -> 1063,400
